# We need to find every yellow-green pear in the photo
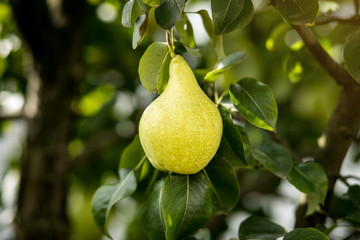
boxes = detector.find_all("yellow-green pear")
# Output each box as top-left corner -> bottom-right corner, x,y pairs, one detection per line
139,55 -> 223,174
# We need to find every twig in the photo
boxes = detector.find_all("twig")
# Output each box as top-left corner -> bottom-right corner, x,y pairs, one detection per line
355,0 -> 359,16
315,15 -> 360,25
292,24 -> 356,87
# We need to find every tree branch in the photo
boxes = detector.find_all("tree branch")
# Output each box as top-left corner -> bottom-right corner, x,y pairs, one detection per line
292,25 -> 356,88
315,15 -> 360,25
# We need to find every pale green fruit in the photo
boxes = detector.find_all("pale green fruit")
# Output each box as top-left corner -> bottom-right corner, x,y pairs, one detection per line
139,55 -> 223,174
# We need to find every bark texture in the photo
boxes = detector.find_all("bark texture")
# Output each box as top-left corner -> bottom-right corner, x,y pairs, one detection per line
10,0 -> 87,239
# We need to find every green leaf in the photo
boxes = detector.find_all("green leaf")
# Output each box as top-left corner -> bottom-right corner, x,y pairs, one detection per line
211,0 -> 246,35
136,0 -> 151,12
347,185 -> 360,208
91,185 -> 117,237
155,0 -> 186,29
162,173 -> 212,240
141,180 -> 166,240
219,106 -> 247,165
276,0 -> 319,25
287,162 -> 328,204
346,206 -> 360,226
344,30 -> 360,82
132,13 -> 148,49
224,0 -> 253,33
266,23 -> 291,51
283,228 -> 329,240
230,78 -> 278,131
197,10 -> 215,43
204,51 -> 246,82
176,14 -> 196,48
119,135 -> 147,179
253,141 -> 293,178
119,135 -> 144,169
238,216 -> 286,240
204,155 -> 240,213
121,0 -> 135,28
91,169 -> 137,237
138,42 -> 171,93
306,192 -> 319,216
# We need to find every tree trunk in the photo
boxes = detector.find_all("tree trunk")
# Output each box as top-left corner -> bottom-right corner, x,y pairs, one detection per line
10,0 -> 87,239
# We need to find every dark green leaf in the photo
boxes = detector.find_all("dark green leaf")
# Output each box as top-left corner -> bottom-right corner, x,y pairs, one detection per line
287,162 -> 328,204
276,0 -> 319,25
211,0 -> 245,35
176,14 -> 196,48
347,185 -> 360,208
205,51 -> 246,82
344,30 -> 360,82
141,180 -> 166,240
136,0 -> 151,12
204,155 -> 240,213
220,93 -> 237,112
197,10 -> 215,43
253,141 -> 293,178
283,228 -> 329,240
238,216 -> 286,240
230,78 -> 278,131
155,0 -> 186,29
121,0 -> 136,28
162,173 -> 212,240
346,206 -> 360,226
224,0 -> 253,33
306,192 -> 318,216
219,106 -> 247,165
91,169 -> 137,238
132,13 -> 148,49
91,185 -> 117,237
138,42 -> 171,93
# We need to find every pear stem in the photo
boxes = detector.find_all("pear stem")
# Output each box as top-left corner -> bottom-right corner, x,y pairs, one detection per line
166,30 -> 176,58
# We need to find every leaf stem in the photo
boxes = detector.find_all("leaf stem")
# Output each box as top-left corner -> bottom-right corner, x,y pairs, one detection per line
134,155 -> 147,172
213,82 -> 219,103
215,35 -> 226,61
166,30 -> 176,58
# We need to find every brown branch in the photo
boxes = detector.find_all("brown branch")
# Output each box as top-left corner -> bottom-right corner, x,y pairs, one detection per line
355,0 -> 359,16
292,25 -> 357,88
315,15 -> 360,25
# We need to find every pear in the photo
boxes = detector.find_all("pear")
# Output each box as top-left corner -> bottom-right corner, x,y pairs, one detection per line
139,55 -> 223,174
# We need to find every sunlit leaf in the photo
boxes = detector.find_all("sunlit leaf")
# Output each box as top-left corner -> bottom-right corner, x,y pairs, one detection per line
283,228 -> 329,240
205,51 -> 246,82
238,216 -> 286,240
204,155 -> 240,213
253,141 -> 293,178
230,78 -> 278,131
162,173 -> 212,240
176,14 -> 195,48
141,180 -> 166,240
121,0 -> 135,28
276,0 -> 319,25
138,42 -> 171,93
155,0 -> 186,29
344,30 -> 360,83
132,13 -> 148,49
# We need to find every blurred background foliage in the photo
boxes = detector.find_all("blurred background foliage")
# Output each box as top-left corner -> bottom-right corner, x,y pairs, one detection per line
0,0 -> 359,239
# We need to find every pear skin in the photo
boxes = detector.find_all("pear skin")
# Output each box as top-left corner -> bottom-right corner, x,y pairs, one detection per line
139,55 -> 223,174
